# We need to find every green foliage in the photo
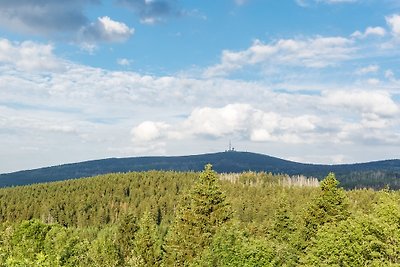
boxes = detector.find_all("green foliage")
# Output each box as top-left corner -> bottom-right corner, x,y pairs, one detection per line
88,226 -> 123,267
0,169 -> 399,266
131,211 -> 161,266
117,213 -> 139,259
192,223 -> 275,267
270,199 -> 297,242
302,214 -> 400,266
302,172 -> 350,244
9,220 -> 52,264
164,164 -> 233,265
43,226 -> 91,267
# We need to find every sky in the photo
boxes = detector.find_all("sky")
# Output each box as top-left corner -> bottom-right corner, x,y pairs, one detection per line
1,0 -> 400,173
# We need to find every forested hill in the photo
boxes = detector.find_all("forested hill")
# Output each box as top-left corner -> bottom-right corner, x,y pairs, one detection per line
1,151 -> 399,189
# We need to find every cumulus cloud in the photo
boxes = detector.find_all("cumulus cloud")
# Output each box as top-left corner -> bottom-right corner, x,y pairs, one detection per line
117,0 -> 180,24
131,121 -> 170,142
386,14 -> 400,38
351,27 -> 386,39
78,16 -> 134,44
130,104 -> 320,144
183,104 -> 319,143
129,99 -> 400,148
323,90 -> 399,118
204,36 -> 355,77
0,38 -> 64,72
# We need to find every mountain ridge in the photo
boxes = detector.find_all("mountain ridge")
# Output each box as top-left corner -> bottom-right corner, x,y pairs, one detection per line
1,151 -> 399,189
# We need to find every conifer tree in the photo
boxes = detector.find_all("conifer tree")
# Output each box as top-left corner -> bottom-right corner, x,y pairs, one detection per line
302,172 -> 350,245
132,211 -> 161,266
164,164 -> 233,266
117,213 -> 139,259
271,199 -> 296,243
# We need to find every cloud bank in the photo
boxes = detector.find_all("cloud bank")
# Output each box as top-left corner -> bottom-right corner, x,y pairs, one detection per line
0,1 -> 134,46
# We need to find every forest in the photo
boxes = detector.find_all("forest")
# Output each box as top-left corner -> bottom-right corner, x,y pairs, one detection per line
2,152 -> 400,189
0,165 -> 399,266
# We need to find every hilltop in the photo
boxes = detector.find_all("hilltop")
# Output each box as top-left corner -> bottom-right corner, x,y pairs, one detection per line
1,151 -> 399,189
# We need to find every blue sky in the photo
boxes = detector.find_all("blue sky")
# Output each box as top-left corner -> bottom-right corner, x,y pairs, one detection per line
0,0 -> 400,173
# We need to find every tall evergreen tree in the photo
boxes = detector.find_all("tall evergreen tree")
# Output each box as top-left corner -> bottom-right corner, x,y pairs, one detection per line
132,211 -> 161,267
164,164 -> 233,266
302,172 -> 350,245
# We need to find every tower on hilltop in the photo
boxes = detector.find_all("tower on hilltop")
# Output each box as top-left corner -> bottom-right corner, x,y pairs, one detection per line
226,140 -> 235,152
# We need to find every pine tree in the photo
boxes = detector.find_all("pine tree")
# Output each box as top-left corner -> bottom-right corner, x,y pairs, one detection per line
164,164 -> 233,266
302,172 -> 350,245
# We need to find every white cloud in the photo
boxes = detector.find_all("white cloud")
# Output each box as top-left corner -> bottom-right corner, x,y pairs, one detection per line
117,58 -> 133,66
323,90 -> 399,117
351,27 -> 386,39
79,16 -> 134,44
356,65 -> 379,75
183,104 -> 254,138
133,104 -> 320,144
204,36 -> 354,77
1,32 -> 400,172
129,97 -> 400,149
0,106 -> 79,135
386,14 -> 400,38
131,121 -> 170,142
98,16 -> 134,41
140,17 -> 158,25
0,39 -> 64,72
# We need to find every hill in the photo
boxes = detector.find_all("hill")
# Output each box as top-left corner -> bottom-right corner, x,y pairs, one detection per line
1,151 -> 399,189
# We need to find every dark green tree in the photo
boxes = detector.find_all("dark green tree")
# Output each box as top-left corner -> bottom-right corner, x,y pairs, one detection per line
301,173 -> 350,245
270,199 -> 296,243
164,164 -> 233,266
131,211 -> 161,266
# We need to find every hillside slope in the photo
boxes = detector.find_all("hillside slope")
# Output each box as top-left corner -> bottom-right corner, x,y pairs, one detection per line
1,151 -> 399,188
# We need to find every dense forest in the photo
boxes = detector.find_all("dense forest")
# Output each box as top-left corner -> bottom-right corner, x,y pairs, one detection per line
0,166 -> 399,266
1,152 -> 400,189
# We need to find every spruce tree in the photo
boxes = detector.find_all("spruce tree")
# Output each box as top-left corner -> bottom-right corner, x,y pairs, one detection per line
164,164 -> 233,266
302,172 -> 350,245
